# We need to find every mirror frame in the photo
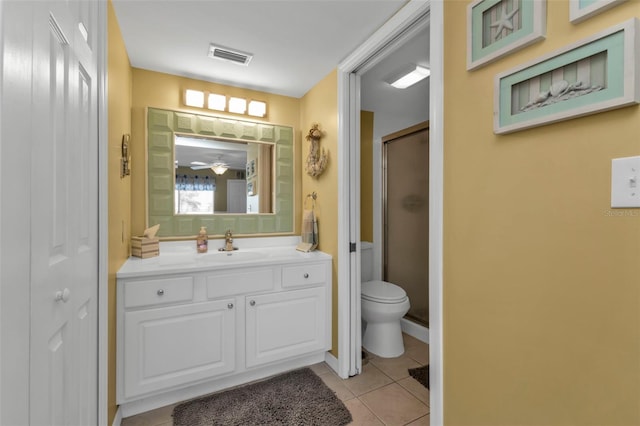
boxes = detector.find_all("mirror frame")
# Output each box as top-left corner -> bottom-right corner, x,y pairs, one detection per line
147,107 -> 294,238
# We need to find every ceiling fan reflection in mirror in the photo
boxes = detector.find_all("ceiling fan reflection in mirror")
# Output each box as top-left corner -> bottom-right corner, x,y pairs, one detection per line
190,159 -> 229,175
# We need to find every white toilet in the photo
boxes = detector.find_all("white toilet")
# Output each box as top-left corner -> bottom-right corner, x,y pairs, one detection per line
361,242 -> 410,358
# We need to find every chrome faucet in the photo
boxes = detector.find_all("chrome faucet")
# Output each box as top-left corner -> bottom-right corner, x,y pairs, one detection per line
222,229 -> 235,251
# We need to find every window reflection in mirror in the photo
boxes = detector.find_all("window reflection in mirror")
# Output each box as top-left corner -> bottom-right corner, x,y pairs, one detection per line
174,135 -> 274,215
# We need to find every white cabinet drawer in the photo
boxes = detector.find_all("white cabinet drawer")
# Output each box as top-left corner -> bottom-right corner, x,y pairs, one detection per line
206,268 -> 275,298
124,276 -> 194,308
282,263 -> 327,288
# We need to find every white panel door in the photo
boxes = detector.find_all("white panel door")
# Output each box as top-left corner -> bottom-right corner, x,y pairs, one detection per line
29,1 -> 99,425
227,179 -> 247,213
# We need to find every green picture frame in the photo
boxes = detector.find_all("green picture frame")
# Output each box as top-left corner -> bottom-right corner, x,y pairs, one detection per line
494,18 -> 639,134
570,0 -> 628,24
467,0 -> 546,71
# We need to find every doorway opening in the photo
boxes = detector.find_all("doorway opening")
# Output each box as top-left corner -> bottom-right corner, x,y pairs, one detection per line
337,1 -> 443,423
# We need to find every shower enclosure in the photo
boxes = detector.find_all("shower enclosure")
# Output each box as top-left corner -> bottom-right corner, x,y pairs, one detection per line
383,123 -> 429,327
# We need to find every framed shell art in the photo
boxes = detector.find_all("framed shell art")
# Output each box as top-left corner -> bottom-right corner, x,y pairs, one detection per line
467,0 -> 546,71
494,18 -> 640,134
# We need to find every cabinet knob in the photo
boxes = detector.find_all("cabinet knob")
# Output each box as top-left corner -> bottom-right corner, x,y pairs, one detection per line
249,300 -> 256,306
54,288 -> 70,303
227,303 -> 234,309
303,273 -> 309,278
157,289 -> 164,296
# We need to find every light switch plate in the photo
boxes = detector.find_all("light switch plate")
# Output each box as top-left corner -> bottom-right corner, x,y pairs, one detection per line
611,156 -> 640,208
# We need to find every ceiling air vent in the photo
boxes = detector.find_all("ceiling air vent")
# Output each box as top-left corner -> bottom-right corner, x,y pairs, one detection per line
208,44 -> 253,66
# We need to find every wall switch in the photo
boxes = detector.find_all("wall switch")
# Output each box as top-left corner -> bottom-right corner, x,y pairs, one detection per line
611,156 -> 640,208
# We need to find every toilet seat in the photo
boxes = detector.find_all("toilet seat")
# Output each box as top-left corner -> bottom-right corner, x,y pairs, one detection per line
362,280 -> 407,304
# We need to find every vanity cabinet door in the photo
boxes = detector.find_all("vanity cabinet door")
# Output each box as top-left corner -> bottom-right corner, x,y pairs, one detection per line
123,299 -> 236,399
245,287 -> 326,368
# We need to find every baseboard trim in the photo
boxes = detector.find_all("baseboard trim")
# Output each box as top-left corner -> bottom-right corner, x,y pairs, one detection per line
401,318 -> 429,344
111,407 -> 122,426
324,351 -> 342,377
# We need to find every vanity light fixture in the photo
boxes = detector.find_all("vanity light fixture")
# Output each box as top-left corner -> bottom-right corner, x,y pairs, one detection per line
248,100 -> 267,117
388,65 -> 430,89
208,93 -> 226,111
183,89 -> 267,118
184,89 -> 205,107
228,97 -> 247,114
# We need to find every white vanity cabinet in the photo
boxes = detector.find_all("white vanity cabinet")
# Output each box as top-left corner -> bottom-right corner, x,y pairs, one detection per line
117,247 -> 331,417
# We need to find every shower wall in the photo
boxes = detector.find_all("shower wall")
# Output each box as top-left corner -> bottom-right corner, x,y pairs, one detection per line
383,124 -> 429,326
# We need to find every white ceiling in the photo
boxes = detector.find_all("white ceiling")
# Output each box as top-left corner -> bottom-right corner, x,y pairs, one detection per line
111,0 -> 410,98
361,22 -> 430,140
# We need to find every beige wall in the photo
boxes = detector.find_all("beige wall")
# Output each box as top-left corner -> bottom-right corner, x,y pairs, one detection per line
300,69 -> 340,356
443,2 -> 640,424
130,68 -> 302,237
107,1 -> 132,423
361,110 -> 374,242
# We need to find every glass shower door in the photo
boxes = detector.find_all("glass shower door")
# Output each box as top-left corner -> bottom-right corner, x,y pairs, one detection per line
383,126 -> 429,327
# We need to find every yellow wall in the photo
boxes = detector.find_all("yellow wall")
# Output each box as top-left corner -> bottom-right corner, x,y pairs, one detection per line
107,1 -> 132,423
130,68 -> 302,237
300,69 -> 340,355
361,110 -> 374,242
443,2 -> 640,424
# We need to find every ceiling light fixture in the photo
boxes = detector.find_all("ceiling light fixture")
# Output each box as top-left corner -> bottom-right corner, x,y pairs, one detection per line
210,164 -> 228,175
389,65 -> 431,89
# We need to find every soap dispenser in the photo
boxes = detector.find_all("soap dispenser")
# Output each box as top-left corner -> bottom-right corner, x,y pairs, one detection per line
196,226 -> 208,253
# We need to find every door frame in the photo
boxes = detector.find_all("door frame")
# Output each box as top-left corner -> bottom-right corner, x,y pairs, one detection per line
336,0 -> 443,424
97,0 -> 108,423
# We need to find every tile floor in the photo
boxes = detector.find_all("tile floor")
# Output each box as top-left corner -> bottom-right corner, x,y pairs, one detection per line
122,333 -> 429,426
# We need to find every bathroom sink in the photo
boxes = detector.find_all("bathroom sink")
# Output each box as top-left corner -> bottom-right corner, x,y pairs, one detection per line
157,254 -> 197,267
196,251 -> 266,263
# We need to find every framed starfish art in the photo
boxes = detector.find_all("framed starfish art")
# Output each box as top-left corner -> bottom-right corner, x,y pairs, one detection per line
467,0 -> 546,71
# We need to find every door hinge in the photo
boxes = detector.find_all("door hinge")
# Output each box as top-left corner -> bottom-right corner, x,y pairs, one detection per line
349,242 -> 356,253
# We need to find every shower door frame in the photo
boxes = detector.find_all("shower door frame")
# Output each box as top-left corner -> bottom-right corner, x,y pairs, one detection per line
382,122 -> 430,328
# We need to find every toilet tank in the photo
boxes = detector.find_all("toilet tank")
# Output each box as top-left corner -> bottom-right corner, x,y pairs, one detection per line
360,241 -> 374,282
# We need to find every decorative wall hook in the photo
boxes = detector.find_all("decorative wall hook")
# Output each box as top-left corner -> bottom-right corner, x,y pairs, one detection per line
305,123 -> 328,178
305,191 -> 317,209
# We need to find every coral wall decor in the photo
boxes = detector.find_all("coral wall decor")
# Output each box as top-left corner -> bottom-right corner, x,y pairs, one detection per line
305,123 -> 329,178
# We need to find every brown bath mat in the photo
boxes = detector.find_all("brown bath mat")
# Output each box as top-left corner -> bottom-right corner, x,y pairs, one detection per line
173,368 -> 352,426
408,365 -> 429,389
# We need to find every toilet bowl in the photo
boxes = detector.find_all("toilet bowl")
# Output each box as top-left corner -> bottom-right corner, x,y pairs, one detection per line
361,280 -> 410,357
360,242 -> 410,358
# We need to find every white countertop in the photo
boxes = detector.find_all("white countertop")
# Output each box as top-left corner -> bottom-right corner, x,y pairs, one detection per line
117,236 -> 332,279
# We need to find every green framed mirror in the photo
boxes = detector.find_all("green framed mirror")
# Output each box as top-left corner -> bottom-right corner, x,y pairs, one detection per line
147,108 -> 294,237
